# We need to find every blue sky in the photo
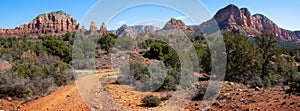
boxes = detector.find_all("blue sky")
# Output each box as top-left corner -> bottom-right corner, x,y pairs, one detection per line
0,0 -> 299,31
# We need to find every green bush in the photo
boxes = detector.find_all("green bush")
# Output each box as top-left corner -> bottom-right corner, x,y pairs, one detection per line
115,36 -> 135,51
245,77 -> 263,88
194,44 -> 211,72
289,78 -> 300,93
143,42 -> 182,91
142,95 -> 161,107
224,32 -> 260,83
13,63 -> 43,79
97,33 -> 117,53
42,40 -> 71,62
0,35 -> 74,99
138,39 -> 155,49
154,68 -> 181,91
270,58 -> 297,86
117,61 -> 149,85
144,43 -> 180,69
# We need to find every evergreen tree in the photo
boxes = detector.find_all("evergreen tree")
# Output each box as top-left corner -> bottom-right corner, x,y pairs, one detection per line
255,31 -> 278,86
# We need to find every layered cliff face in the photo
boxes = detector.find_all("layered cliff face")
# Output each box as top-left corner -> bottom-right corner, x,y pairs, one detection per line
209,4 -> 299,40
0,11 -> 79,36
0,10 -> 110,37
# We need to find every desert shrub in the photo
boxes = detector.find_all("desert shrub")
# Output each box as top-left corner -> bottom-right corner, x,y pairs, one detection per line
129,61 -> 149,80
224,32 -> 260,83
31,76 -> 55,95
289,77 -> 300,93
0,61 -> 71,98
142,95 -> 161,107
255,31 -> 278,87
13,51 -> 71,87
117,61 -> 149,87
0,71 -> 31,98
41,59 -> 71,86
42,40 -> 71,62
157,75 -> 176,91
143,42 -> 180,69
142,42 -> 183,91
194,44 -> 211,72
138,39 -> 155,49
144,43 -> 175,61
163,51 -> 180,69
62,69 -> 74,84
191,83 -> 208,100
269,58 -> 297,86
154,68 -> 181,91
0,35 -> 74,99
114,36 -> 135,51
190,36 -> 205,44
117,61 -> 181,92
192,83 -> 220,101
13,63 -> 43,79
245,77 -> 264,88
63,32 -> 75,42
0,71 -> 57,98
97,33 -> 118,53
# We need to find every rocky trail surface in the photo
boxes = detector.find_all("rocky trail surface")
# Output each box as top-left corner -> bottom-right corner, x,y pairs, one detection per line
20,83 -> 89,111
0,71 -> 118,111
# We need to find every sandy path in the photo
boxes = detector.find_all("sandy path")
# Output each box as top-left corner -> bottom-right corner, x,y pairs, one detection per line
19,71 -> 118,111
20,83 -> 90,111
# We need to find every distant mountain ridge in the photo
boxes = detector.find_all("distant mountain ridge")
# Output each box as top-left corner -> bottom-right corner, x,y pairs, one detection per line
111,24 -> 159,37
0,4 -> 299,42
166,4 -> 300,41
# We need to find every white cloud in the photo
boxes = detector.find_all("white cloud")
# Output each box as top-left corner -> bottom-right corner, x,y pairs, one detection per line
116,20 -> 127,25
175,16 -> 190,20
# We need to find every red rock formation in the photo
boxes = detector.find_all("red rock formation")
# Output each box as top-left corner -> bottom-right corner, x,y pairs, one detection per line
0,27 -> 4,34
79,25 -> 87,34
186,27 -> 194,32
211,4 -> 299,40
163,18 -> 187,30
99,22 -> 108,36
88,21 -> 98,35
0,11 -> 79,37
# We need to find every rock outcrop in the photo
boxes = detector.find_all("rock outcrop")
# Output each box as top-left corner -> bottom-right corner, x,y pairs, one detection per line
0,11 -> 79,36
79,25 -> 87,34
163,18 -> 187,30
88,21 -> 98,35
205,4 -> 300,40
99,22 -> 108,36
